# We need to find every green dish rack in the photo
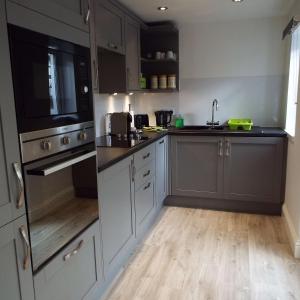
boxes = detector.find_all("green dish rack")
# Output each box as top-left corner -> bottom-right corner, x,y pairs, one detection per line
228,119 -> 253,131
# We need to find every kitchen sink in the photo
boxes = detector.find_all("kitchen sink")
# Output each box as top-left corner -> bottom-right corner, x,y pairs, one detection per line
179,125 -> 225,131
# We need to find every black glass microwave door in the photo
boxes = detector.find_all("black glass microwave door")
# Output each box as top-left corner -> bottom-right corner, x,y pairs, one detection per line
18,42 -> 77,118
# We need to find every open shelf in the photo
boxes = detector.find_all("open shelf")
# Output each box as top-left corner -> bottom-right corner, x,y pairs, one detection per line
30,198 -> 99,272
140,88 -> 179,93
140,22 -> 179,92
141,57 -> 177,63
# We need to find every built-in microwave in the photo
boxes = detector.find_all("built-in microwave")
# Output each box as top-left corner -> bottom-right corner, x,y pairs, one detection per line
8,24 -> 94,133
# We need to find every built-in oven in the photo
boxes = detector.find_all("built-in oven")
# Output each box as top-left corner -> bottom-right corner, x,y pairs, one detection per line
8,24 -> 93,133
19,122 -> 98,273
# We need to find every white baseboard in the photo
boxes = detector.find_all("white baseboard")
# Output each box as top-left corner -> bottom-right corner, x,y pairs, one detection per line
282,204 -> 300,259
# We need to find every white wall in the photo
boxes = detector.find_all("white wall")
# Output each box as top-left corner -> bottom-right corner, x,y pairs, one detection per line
94,16 -> 287,135
178,17 -> 287,126
283,1 -> 300,258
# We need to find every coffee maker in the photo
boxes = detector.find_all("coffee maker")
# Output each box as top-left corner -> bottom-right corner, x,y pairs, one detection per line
155,110 -> 173,128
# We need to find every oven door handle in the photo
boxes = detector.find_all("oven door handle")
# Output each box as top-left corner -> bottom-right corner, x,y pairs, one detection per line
27,151 -> 97,176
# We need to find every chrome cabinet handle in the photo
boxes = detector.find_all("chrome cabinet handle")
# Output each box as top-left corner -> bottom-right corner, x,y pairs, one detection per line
218,140 -> 223,157
130,160 -> 135,182
93,59 -> 99,90
143,153 -> 150,160
19,225 -> 30,270
64,240 -> 84,261
159,140 -> 164,144
143,170 -> 151,178
84,0 -> 90,24
144,182 -> 151,190
225,140 -> 231,157
13,162 -> 24,209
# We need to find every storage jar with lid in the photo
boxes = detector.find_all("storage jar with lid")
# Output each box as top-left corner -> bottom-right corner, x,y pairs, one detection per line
168,74 -> 176,89
159,75 -> 167,89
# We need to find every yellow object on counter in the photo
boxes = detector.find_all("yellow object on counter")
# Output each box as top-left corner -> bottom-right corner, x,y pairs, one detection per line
143,126 -> 167,132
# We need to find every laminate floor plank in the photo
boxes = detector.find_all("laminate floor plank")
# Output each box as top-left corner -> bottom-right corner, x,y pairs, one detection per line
105,207 -> 300,300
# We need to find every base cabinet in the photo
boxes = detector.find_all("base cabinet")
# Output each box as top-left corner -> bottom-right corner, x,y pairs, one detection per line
0,216 -> 34,300
156,136 -> 168,206
34,221 -> 102,300
98,156 -> 135,280
135,178 -> 155,237
223,137 -> 284,203
170,135 -> 286,212
171,136 -> 223,198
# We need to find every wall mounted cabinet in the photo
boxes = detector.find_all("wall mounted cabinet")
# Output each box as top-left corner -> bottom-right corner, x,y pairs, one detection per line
8,0 -> 90,32
94,0 -> 125,54
6,0 -> 90,47
125,16 -> 141,91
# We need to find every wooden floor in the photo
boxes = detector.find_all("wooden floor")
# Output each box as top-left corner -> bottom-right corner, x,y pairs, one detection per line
105,207 -> 300,300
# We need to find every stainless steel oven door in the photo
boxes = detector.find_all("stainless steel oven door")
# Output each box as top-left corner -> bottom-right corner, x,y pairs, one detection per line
23,144 -> 98,273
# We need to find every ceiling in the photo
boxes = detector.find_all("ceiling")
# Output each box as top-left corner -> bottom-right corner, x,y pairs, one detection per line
118,0 -> 294,23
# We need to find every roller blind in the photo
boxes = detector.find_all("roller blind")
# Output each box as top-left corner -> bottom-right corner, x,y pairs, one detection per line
285,26 -> 300,137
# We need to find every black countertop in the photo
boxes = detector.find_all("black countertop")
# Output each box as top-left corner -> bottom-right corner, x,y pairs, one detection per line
97,126 -> 287,172
168,126 -> 287,137
97,131 -> 167,172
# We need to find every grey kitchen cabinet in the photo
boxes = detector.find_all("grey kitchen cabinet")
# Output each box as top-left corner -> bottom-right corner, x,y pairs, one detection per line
135,178 -> 155,237
223,137 -> 284,203
0,0 -> 25,228
0,215 -> 35,300
171,136 -> 224,198
89,0 -> 99,91
98,156 -> 135,279
94,0 -> 125,54
156,136 -> 168,206
34,220 -> 102,300
7,0 -> 90,32
125,16 -> 141,91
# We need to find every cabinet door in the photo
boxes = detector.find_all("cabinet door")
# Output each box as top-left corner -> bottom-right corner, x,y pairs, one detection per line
156,136 -> 168,206
8,0 -> 90,32
89,0 -> 99,91
98,157 -> 135,277
135,178 -> 155,237
0,0 -> 25,228
171,136 -> 224,198
94,0 -> 125,54
125,16 -> 140,91
0,216 -> 35,300
223,137 -> 284,203
34,221 -> 102,300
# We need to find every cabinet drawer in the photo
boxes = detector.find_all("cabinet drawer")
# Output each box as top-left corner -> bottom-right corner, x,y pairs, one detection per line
135,179 -> 155,226
34,220 -> 102,300
134,143 -> 155,171
135,159 -> 155,190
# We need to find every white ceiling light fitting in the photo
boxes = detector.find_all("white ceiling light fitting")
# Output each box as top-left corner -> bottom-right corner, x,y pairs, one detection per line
232,0 -> 244,2
157,6 -> 168,11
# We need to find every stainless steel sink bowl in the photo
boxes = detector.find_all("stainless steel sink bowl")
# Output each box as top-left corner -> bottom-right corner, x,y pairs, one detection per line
178,125 -> 225,131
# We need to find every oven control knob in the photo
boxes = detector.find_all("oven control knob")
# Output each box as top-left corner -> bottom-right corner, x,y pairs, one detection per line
79,131 -> 87,141
41,140 -> 52,151
62,136 -> 71,145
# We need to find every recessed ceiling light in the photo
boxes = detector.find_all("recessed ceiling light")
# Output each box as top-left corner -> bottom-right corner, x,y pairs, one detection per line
232,0 -> 244,2
158,6 -> 168,11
